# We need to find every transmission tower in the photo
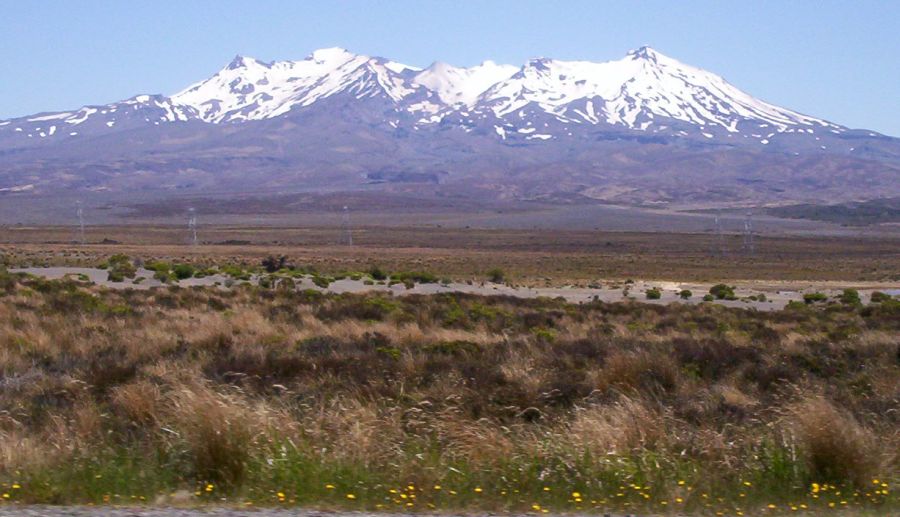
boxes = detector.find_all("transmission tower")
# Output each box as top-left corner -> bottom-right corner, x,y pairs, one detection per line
340,206 -> 352,246
187,207 -> 198,246
712,210 -> 725,257
76,201 -> 86,245
742,211 -> 755,256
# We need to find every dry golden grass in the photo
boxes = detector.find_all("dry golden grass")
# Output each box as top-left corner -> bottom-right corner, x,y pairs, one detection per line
0,268 -> 896,513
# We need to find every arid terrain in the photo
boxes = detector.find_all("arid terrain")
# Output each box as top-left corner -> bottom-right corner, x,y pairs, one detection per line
0,262 -> 897,516
2,224 -> 899,285
0,224 -> 898,516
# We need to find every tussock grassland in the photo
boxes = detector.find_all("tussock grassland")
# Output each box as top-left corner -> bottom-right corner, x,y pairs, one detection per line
0,268 -> 897,515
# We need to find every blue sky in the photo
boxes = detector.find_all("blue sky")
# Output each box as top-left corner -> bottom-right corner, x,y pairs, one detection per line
2,0 -> 898,135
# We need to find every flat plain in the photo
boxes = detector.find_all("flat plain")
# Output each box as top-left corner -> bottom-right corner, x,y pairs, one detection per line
0,224 -> 897,516
3,224 -> 899,284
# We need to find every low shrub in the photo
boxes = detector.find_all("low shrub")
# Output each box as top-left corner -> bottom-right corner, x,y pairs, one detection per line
486,268 -> 505,283
710,283 -> 736,300
871,291 -> 892,303
173,264 -> 195,280
803,292 -> 828,304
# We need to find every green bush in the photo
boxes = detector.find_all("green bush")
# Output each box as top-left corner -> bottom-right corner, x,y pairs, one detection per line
645,287 -> 662,300
679,289 -> 692,299
106,254 -> 136,281
368,266 -> 387,281
312,276 -> 332,289
221,265 -> 251,281
870,291 -> 892,303
487,268 -> 505,283
702,294 -> 715,302
839,288 -> 861,305
172,264 -> 195,280
709,284 -> 736,300
392,271 -> 438,284
803,292 -> 828,304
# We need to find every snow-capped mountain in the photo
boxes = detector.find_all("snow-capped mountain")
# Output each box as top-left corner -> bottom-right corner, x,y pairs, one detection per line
0,46 -> 855,140
0,46 -> 898,209
171,47 -> 424,123
476,47 -> 837,133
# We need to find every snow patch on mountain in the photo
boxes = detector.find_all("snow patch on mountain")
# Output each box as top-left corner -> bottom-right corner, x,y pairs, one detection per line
413,60 -> 518,106
477,47 -> 837,133
170,47 -> 423,122
0,46 -> 855,145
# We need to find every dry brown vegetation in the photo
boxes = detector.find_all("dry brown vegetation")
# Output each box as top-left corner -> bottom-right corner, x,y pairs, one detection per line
0,266 -> 897,514
3,225 -> 900,284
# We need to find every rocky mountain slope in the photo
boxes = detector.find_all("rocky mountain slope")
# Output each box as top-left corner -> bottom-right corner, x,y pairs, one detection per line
1,46 -> 898,209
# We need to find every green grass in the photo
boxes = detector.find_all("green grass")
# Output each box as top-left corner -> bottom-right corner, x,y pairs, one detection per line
4,445 -> 894,514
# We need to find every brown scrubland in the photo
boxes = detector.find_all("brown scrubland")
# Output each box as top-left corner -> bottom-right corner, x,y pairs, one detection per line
3,225 -> 900,284
0,266 -> 897,514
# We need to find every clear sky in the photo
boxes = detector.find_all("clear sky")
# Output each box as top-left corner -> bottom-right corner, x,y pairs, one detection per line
2,0 -> 898,136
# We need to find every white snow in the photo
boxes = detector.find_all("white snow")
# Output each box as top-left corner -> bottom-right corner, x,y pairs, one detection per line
413,60 -> 517,106
27,112 -> 71,122
384,61 -> 421,73
6,46 -> 850,142
0,184 -> 34,193
172,47 -> 423,122
476,46 -> 836,132
66,108 -> 98,125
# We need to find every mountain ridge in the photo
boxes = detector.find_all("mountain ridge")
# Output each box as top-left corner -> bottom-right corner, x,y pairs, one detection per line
1,46 -> 898,211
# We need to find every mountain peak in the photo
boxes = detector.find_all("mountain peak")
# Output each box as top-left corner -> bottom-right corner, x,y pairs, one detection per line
308,47 -> 356,64
11,45 -> 840,138
525,57 -> 554,71
225,55 -> 266,70
627,45 -> 663,61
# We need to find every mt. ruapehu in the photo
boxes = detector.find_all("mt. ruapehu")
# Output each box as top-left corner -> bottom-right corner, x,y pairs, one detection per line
1,46 -> 898,215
